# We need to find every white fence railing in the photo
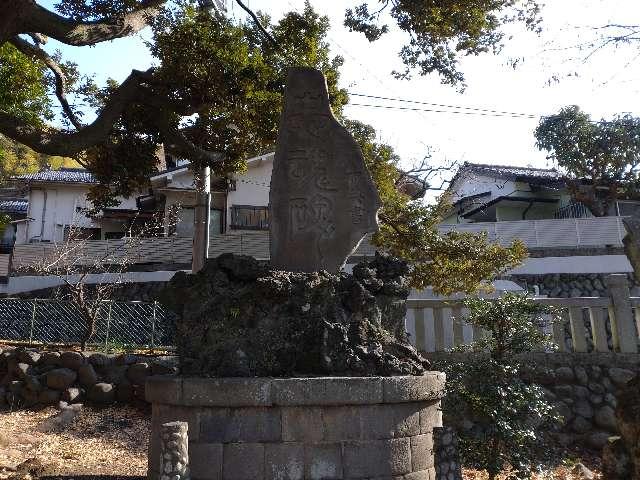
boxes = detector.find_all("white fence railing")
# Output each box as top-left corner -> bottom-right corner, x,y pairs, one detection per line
11,232 -> 377,269
406,274 -> 639,354
438,216 -> 625,248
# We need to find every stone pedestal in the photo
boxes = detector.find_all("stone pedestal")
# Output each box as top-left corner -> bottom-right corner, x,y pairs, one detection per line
147,374 -> 445,480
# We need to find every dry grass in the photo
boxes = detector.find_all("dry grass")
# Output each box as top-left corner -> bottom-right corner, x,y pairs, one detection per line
0,406 -> 149,479
0,406 -> 602,480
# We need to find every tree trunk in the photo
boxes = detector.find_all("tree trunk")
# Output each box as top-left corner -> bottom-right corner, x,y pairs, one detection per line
192,166 -> 211,273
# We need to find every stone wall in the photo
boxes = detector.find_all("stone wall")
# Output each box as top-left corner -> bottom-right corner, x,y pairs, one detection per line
509,273 -> 639,298
429,352 -> 640,451
0,345 -> 178,408
147,374 -> 445,480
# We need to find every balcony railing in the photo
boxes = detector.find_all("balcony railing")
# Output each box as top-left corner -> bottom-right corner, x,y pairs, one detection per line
11,232 -> 377,270
438,216 -> 625,249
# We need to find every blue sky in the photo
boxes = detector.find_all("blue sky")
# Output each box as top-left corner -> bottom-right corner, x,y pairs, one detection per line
37,0 -> 640,190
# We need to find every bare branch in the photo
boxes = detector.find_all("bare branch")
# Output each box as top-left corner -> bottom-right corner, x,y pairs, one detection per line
233,0 -> 277,48
10,35 -> 83,130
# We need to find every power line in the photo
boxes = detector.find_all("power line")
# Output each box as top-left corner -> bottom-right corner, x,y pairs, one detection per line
347,92 -> 541,118
346,102 -> 539,119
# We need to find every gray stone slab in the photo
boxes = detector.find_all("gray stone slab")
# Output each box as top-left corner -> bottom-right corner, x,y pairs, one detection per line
223,443 -> 265,480
145,375 -> 183,405
360,403 -> 421,439
419,401 -> 443,434
182,377 -> 272,407
270,67 -> 381,273
322,406 -> 363,441
303,443 -> 343,480
343,438 -> 411,478
272,377 -> 383,406
190,443 -> 223,480
199,407 -> 281,443
411,434 -> 434,471
282,407 -> 324,442
383,374 -> 446,403
265,443 -> 304,480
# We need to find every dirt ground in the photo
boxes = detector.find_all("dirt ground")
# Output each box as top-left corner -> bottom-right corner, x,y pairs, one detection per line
0,406 -> 601,480
0,406 -> 148,480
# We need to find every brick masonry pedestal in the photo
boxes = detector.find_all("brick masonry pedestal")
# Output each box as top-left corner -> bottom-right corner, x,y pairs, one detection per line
146,374 -> 445,480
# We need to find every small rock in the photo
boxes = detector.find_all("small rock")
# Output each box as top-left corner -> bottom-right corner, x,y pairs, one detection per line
608,368 -> 635,388
572,462 -> 595,479
14,362 -> 33,379
116,381 -> 134,402
17,350 -> 41,365
24,375 -> 43,392
46,368 -> 78,390
101,365 -> 128,384
115,354 -> 139,365
59,351 -> 85,370
127,362 -> 150,385
574,366 -> 588,385
572,416 -> 592,434
77,364 -> 98,388
37,402 -> 83,432
40,351 -> 61,366
38,388 -> 61,405
555,366 -> 574,382
574,400 -> 594,418
62,387 -> 84,404
574,385 -> 589,399
88,383 -> 115,404
595,405 -> 617,431
88,352 -> 113,366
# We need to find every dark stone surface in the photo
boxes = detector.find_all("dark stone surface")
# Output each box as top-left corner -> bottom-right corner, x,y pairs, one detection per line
162,252 -> 429,377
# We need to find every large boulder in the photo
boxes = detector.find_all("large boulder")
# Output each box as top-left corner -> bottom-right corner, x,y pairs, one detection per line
59,351 -> 85,370
87,383 -> 115,404
162,252 -> 429,377
46,368 -> 78,390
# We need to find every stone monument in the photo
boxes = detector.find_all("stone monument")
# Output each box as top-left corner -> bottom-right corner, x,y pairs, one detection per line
147,68 -> 445,480
270,67 -> 381,272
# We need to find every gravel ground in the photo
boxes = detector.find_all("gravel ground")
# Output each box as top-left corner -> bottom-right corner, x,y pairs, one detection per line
0,406 -> 149,480
0,406 -> 602,480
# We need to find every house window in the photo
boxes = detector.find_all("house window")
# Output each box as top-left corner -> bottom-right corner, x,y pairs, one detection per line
175,207 -> 223,237
230,205 -> 269,230
63,227 -> 101,241
617,201 -> 640,217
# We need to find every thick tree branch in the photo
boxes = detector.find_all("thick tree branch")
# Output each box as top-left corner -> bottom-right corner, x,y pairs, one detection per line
10,35 -> 83,130
21,0 -> 165,46
0,69 -> 151,155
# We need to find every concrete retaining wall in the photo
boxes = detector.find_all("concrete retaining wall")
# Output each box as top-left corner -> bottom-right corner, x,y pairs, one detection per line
146,375 -> 445,480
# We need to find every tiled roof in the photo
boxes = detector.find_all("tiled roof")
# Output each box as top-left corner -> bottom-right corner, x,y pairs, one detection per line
0,199 -> 28,213
462,162 -> 564,181
14,168 -> 97,184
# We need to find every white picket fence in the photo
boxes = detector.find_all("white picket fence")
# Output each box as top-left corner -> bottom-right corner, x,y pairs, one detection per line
406,274 -> 640,354
438,216 -> 625,248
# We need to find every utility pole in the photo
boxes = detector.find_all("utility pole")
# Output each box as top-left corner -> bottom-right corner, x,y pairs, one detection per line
192,165 -> 211,273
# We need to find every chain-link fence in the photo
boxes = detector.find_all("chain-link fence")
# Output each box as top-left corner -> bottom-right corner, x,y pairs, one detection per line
0,298 -> 177,348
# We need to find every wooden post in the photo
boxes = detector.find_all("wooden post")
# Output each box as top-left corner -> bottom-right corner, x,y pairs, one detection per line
606,274 -> 638,353
568,307 -> 588,353
192,166 -> 211,273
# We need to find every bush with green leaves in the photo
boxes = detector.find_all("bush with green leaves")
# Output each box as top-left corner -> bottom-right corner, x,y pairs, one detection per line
440,293 -> 561,479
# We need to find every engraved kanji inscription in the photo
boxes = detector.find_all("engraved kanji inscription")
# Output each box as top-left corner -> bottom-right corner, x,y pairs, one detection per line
270,68 -> 381,272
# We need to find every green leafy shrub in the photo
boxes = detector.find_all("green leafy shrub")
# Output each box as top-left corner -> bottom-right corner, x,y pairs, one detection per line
440,293 -> 561,479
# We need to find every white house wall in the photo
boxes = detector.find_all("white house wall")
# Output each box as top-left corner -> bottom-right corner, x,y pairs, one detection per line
226,155 -> 273,230
16,185 -> 143,244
